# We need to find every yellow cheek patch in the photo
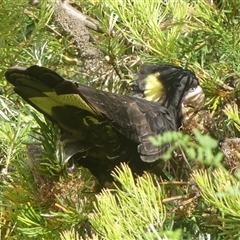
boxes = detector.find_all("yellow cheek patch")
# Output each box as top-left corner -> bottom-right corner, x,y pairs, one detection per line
144,73 -> 165,102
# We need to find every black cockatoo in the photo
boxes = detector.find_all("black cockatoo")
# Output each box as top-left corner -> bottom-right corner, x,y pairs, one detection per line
5,65 -> 204,187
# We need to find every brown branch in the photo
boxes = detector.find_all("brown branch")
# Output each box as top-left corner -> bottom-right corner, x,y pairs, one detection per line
162,194 -> 189,204
54,1 -> 110,82
58,1 -> 103,33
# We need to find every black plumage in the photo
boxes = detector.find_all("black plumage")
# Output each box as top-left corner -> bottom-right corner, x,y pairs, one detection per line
5,65 -> 204,187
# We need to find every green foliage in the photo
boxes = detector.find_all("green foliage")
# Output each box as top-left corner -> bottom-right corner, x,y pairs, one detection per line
149,130 -> 223,167
29,112 -> 66,179
92,164 -> 181,240
90,0 -> 240,68
1,0 -> 240,239
223,103 -> 240,132
0,0 -> 83,85
97,0 -> 193,62
0,98 -> 31,173
193,169 -> 240,238
0,104 -> 94,239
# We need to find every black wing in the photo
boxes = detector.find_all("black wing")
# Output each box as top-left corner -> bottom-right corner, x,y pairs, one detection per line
5,65 -> 176,163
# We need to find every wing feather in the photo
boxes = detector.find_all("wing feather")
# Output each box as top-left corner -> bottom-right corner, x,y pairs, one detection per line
5,65 -> 177,163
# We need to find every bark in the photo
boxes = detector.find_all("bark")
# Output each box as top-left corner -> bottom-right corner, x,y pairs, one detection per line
54,0 -> 119,84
